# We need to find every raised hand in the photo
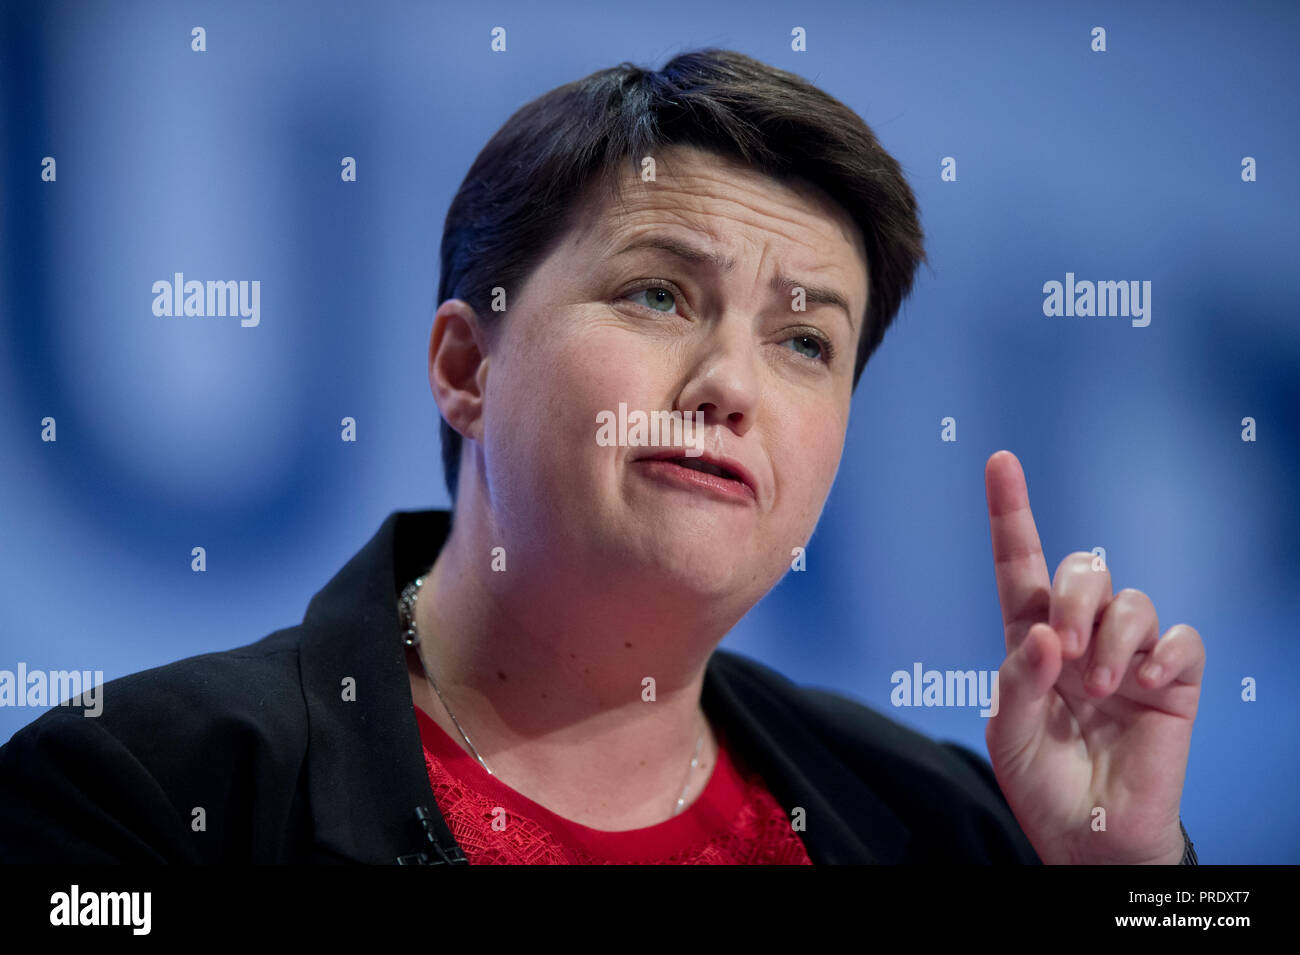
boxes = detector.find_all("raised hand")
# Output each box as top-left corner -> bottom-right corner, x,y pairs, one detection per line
983,450 -> 1204,864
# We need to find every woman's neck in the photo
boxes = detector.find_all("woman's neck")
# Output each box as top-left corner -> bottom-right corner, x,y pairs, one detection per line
407,507 -> 729,828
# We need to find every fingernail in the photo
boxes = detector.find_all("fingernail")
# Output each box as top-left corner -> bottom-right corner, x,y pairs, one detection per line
1141,664 -> 1162,683
1088,666 -> 1111,690
1061,628 -> 1077,654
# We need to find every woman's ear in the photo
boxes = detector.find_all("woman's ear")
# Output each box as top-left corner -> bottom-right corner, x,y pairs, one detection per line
429,299 -> 490,445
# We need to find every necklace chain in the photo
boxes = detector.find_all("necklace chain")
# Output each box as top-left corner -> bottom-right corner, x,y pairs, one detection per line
399,575 -> 706,817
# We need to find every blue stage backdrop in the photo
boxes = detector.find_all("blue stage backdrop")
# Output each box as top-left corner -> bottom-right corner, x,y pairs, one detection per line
2,0 -> 1296,863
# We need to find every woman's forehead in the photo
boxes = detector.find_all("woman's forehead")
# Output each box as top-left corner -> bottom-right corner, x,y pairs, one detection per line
568,152 -> 869,313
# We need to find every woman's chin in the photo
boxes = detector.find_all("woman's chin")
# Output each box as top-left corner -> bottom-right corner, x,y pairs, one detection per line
625,545 -> 762,604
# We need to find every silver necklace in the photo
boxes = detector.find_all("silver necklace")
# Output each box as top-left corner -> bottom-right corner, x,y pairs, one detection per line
399,575 -> 707,817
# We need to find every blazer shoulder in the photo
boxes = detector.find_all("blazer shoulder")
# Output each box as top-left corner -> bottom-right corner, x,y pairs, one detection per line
0,627 -> 311,862
59,625 -> 307,744
711,648 -> 980,782
709,648 -> 1041,863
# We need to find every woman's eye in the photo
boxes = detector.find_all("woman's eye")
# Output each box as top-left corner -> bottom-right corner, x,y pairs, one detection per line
626,286 -> 678,314
785,334 -> 829,363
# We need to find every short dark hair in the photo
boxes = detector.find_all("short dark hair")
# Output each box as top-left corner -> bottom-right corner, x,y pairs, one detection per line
436,48 -> 927,505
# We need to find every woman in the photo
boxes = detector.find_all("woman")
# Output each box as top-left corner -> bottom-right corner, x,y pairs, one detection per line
0,48 -> 1201,865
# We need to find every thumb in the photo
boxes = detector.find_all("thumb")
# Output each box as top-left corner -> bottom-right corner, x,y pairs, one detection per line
985,623 -> 1062,764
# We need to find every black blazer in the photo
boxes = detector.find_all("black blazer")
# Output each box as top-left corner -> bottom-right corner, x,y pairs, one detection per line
0,509 -> 1041,864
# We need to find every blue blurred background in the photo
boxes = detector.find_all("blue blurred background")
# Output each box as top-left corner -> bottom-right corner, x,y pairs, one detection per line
2,0 -> 1296,862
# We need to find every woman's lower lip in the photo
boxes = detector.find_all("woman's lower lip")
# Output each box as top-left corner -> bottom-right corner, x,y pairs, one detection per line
634,458 -> 756,503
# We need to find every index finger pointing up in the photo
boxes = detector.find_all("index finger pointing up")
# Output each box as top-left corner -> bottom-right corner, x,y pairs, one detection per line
985,450 -> 1052,652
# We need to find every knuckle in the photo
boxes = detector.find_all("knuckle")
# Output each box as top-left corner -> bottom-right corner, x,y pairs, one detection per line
1164,622 -> 1201,643
1115,587 -> 1154,612
1053,552 -> 1094,586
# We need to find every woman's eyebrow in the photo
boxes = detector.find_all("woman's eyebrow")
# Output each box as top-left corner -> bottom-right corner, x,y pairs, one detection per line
610,234 -> 855,335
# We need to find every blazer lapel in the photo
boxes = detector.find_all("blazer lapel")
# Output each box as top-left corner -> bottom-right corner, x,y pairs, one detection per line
298,511 -> 455,863
703,651 -> 913,864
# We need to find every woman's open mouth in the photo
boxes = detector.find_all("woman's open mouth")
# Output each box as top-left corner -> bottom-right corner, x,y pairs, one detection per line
633,454 -> 757,503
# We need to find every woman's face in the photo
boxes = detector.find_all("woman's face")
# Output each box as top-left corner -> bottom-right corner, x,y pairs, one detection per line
460,145 -> 869,613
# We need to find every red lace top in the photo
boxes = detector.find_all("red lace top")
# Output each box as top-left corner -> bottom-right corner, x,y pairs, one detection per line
414,706 -> 813,864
